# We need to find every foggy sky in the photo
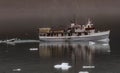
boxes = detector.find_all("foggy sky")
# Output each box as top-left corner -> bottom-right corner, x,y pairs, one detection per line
0,0 -> 120,39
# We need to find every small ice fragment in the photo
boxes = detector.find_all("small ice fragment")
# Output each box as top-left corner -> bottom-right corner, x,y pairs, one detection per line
13,68 -> 21,71
54,64 -> 61,69
61,65 -> 71,70
83,66 -> 95,69
79,71 -> 89,73
61,63 -> 69,66
54,62 -> 71,70
29,48 -> 38,51
89,41 -> 95,45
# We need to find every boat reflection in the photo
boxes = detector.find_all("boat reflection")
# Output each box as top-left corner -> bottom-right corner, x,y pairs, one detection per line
39,42 -> 110,57
39,41 -> 110,71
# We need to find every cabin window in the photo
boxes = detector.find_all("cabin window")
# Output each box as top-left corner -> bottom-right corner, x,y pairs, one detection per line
78,33 -> 81,36
51,33 -> 53,36
68,33 -> 71,36
47,33 -> 50,36
88,25 -> 90,28
61,33 -> 63,36
53,33 -> 58,36
84,32 -> 88,35
40,34 -> 46,36
39,34 -> 42,36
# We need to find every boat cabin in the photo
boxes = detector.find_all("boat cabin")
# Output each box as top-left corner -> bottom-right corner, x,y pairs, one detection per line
39,28 -> 65,37
39,19 -> 95,37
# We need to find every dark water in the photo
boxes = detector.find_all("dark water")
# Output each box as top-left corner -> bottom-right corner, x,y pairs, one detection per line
0,41 -> 120,73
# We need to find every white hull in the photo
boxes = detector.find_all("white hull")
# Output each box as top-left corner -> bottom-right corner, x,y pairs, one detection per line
39,31 -> 110,42
1,40 -> 39,45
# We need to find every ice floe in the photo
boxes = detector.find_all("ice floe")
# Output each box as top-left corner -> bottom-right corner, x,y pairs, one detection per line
79,71 -> 89,73
29,48 -> 38,51
54,63 -> 71,70
13,68 -> 21,71
83,66 -> 95,69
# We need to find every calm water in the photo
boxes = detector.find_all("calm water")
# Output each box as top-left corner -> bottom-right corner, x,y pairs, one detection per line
0,41 -> 119,73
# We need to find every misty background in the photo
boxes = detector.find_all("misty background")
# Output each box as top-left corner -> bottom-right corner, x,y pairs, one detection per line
0,0 -> 119,40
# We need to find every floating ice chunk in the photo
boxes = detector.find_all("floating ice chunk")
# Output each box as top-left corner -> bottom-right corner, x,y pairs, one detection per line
13,68 -> 21,71
61,65 -> 71,70
89,41 -> 95,45
29,48 -> 38,51
79,71 -> 89,73
54,63 -> 71,70
83,66 -> 95,69
61,63 -> 69,66
54,64 -> 61,69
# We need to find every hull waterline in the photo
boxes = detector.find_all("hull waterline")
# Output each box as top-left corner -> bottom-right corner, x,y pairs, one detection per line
39,31 -> 110,42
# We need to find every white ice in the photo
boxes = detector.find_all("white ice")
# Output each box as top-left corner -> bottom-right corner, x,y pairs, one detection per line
29,48 -> 38,51
83,66 -> 95,69
13,68 -> 21,71
54,63 -> 71,70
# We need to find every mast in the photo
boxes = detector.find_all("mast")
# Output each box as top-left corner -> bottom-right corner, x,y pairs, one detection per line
87,18 -> 91,25
71,15 -> 77,25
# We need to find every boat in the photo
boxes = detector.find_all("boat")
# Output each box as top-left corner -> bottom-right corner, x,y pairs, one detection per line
39,19 -> 110,42
1,38 -> 39,45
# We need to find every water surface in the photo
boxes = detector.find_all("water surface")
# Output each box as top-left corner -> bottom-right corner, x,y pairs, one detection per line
0,41 -> 119,73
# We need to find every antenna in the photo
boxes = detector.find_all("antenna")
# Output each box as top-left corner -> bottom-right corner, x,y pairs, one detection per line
88,18 -> 91,24
71,15 -> 77,25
